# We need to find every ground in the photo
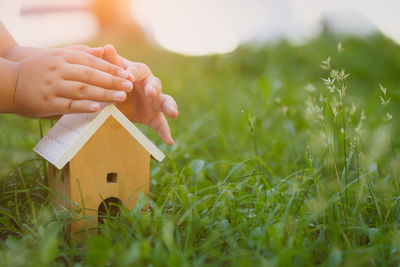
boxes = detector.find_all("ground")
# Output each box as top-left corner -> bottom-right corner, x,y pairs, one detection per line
1,33 -> 400,266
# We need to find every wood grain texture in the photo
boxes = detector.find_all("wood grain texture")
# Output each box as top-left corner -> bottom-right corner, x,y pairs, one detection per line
48,163 -> 71,211
68,116 -> 150,234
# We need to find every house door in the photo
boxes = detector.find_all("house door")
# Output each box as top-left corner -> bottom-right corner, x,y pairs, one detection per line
98,197 -> 122,226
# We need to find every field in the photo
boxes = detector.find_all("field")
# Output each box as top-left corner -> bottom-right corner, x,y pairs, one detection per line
1,33 -> 400,266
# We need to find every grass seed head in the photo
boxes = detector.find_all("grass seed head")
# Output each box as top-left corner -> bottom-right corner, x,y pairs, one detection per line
321,56 -> 331,70
379,83 -> 387,95
349,102 -> 357,116
305,83 -> 316,92
337,42 -> 344,53
384,112 -> 393,123
380,96 -> 391,107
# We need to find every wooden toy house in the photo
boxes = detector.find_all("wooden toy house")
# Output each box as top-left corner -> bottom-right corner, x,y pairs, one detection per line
34,104 -> 165,234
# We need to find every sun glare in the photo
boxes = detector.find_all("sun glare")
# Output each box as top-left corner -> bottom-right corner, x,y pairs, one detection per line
133,0 -> 400,55
2,0 -> 399,54
131,0 -> 240,56
288,0 -> 400,43
0,1 -> 97,47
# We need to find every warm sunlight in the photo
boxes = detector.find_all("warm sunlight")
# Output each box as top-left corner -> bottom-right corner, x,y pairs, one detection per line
1,0 -> 400,54
131,0 -> 240,56
132,0 -> 400,55
2,1 -> 400,265
0,0 -> 97,47
288,0 -> 400,43
131,0 -> 305,56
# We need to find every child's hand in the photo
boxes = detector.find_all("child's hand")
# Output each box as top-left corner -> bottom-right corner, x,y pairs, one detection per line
101,45 -> 178,145
13,48 -> 133,117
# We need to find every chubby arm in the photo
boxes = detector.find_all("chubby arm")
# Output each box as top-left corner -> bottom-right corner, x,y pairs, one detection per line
0,22 -> 103,61
0,22 -> 17,56
0,21 -> 42,61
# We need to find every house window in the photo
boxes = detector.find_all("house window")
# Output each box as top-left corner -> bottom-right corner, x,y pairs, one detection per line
107,172 -> 118,183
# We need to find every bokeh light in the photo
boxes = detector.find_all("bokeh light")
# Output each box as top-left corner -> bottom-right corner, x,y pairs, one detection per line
1,0 -> 400,55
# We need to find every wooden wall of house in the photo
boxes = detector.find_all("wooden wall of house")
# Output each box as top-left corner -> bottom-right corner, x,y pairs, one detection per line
68,116 -> 150,233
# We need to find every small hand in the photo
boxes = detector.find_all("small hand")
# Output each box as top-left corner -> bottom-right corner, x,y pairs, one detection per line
102,44 -> 178,145
14,48 -> 133,117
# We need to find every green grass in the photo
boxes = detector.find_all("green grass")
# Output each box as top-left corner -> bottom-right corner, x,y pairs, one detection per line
1,32 -> 400,266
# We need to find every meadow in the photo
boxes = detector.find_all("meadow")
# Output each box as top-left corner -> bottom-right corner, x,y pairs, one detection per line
1,32 -> 400,266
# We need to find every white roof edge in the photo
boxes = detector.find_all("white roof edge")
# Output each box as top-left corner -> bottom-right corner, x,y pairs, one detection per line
53,104 -> 165,169
53,108 -> 112,169
107,104 -> 166,162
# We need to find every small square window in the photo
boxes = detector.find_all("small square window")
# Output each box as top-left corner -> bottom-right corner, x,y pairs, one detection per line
107,173 -> 118,183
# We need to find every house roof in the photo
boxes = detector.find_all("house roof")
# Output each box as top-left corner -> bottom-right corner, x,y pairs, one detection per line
33,104 -> 165,169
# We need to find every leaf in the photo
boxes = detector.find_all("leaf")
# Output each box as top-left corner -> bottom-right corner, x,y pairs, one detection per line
40,232 -> 58,265
247,113 -> 256,129
327,248 -> 342,267
189,159 -> 205,174
131,191 -> 149,215
87,235 -> 111,266
162,220 -> 174,251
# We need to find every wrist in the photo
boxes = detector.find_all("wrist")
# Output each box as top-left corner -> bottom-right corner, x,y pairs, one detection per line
0,59 -> 19,113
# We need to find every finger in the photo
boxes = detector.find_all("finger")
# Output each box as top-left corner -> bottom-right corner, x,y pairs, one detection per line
66,45 -> 104,58
63,49 -> 131,80
149,113 -> 174,145
126,62 -> 152,82
52,98 -> 101,114
153,94 -> 179,118
143,76 -> 162,97
63,64 -> 133,92
119,57 -> 128,70
103,44 -> 120,65
103,45 -> 135,80
58,81 -> 127,103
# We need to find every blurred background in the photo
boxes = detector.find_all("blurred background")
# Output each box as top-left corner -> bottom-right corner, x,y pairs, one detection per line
0,0 -> 399,55
1,0 -> 400,177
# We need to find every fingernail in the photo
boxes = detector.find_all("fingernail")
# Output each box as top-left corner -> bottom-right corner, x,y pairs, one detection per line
128,73 -> 134,81
122,81 -> 133,91
166,106 -> 174,114
113,91 -> 126,101
89,103 -> 99,111
118,70 -> 129,79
